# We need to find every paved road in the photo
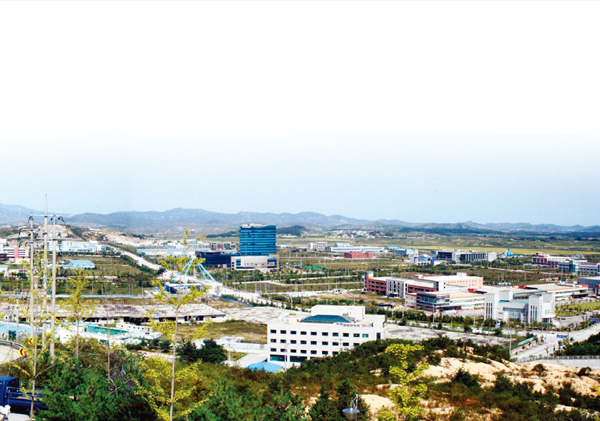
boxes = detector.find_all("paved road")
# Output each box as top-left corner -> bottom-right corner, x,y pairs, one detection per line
514,322 -> 600,361
0,345 -> 20,363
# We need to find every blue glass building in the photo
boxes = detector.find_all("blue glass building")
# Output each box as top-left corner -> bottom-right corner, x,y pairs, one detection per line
239,224 -> 277,256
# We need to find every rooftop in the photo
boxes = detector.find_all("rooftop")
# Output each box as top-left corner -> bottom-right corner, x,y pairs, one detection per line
300,314 -> 355,324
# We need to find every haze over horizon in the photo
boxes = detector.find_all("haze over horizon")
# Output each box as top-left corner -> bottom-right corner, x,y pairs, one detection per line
1,2 -> 599,226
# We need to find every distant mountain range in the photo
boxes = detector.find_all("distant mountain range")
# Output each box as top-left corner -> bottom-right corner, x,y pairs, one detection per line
0,203 -> 598,234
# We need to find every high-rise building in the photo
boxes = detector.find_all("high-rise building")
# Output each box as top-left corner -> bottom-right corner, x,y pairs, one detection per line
239,224 -> 277,256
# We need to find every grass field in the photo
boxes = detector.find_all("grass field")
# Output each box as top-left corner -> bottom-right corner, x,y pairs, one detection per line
276,235 -> 600,259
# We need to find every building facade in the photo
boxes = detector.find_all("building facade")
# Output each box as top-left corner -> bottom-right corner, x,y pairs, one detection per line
344,251 -> 373,259
484,290 -> 555,324
239,225 -> 277,256
267,305 -> 385,363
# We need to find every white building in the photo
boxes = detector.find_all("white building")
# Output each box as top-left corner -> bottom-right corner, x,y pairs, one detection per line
436,249 -> 497,263
485,290 -> 555,323
0,245 -> 30,259
49,240 -> 106,253
410,255 -> 431,266
325,243 -> 386,253
307,242 -> 328,252
267,305 -> 385,364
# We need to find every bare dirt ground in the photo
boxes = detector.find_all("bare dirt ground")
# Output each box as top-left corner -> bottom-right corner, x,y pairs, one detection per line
424,356 -> 600,396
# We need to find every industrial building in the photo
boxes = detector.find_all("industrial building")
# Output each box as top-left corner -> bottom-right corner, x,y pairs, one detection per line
410,255 -> 432,266
578,276 -> 600,294
435,250 -> 497,263
416,290 -> 485,312
325,243 -> 386,254
393,248 -> 419,256
307,242 -> 327,252
0,245 -> 29,260
364,272 -> 485,312
267,305 -> 385,363
50,241 -> 106,253
485,290 -> 556,324
344,251 -> 373,259
61,259 -> 96,270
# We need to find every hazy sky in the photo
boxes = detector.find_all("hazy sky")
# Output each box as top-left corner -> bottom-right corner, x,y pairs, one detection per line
1,2 -> 599,225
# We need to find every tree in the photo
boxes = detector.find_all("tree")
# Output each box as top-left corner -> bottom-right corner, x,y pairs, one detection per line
308,385 -> 338,421
37,351 -> 156,421
133,356 -> 205,421
177,340 -> 201,363
335,379 -> 369,421
138,267 -> 208,421
62,272 -> 96,359
197,339 -> 226,364
376,343 -> 429,421
452,368 -> 480,388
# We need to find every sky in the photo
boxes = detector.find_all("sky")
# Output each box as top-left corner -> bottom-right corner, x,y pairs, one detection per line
1,2 -> 599,226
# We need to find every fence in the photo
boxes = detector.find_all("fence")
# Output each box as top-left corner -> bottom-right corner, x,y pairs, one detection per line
519,354 -> 600,363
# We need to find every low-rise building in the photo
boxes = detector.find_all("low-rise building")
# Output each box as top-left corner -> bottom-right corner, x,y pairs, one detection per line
326,243 -> 386,253
435,250 -> 497,263
0,246 -> 29,259
532,252 -> 571,267
394,248 -> 419,256
485,290 -> 555,324
231,254 -> 278,271
62,259 -> 96,270
416,290 -> 485,312
417,273 -> 483,289
344,251 -> 373,259
410,255 -> 431,266
307,242 -> 328,252
267,305 -> 385,363
577,276 -> 600,294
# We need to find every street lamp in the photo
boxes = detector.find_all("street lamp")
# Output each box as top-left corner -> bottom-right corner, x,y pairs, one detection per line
342,394 -> 360,421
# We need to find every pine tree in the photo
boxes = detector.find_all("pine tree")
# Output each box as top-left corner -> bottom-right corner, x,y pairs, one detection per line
335,380 -> 369,421
308,385 -> 338,421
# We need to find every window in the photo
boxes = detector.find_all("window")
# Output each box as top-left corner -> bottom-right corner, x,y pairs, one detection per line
332,332 -> 339,337
332,342 -> 339,346
311,332 -> 317,336
291,349 -> 297,353
301,331 -> 307,336
271,348 -> 276,352
322,351 -> 328,355
280,339 -> 286,343
343,333 -> 349,337
333,351 -> 339,356
311,350 -> 317,355
354,343 -> 359,346
311,341 -> 317,345
362,334 -> 369,338
301,340 -> 307,345
322,332 -> 328,336
270,339 -> 276,343
270,329 -> 276,334
301,350 -> 307,354
280,349 -> 286,352
343,342 -> 349,347
353,333 -> 360,338
291,340 -> 297,344
291,331 -> 297,335
322,342 -> 328,346
280,330 -> 286,334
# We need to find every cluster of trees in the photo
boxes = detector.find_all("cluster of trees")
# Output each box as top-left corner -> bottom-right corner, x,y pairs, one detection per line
558,332 -> 600,356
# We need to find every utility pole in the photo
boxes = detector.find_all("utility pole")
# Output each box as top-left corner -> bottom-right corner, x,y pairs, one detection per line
49,213 -> 64,359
